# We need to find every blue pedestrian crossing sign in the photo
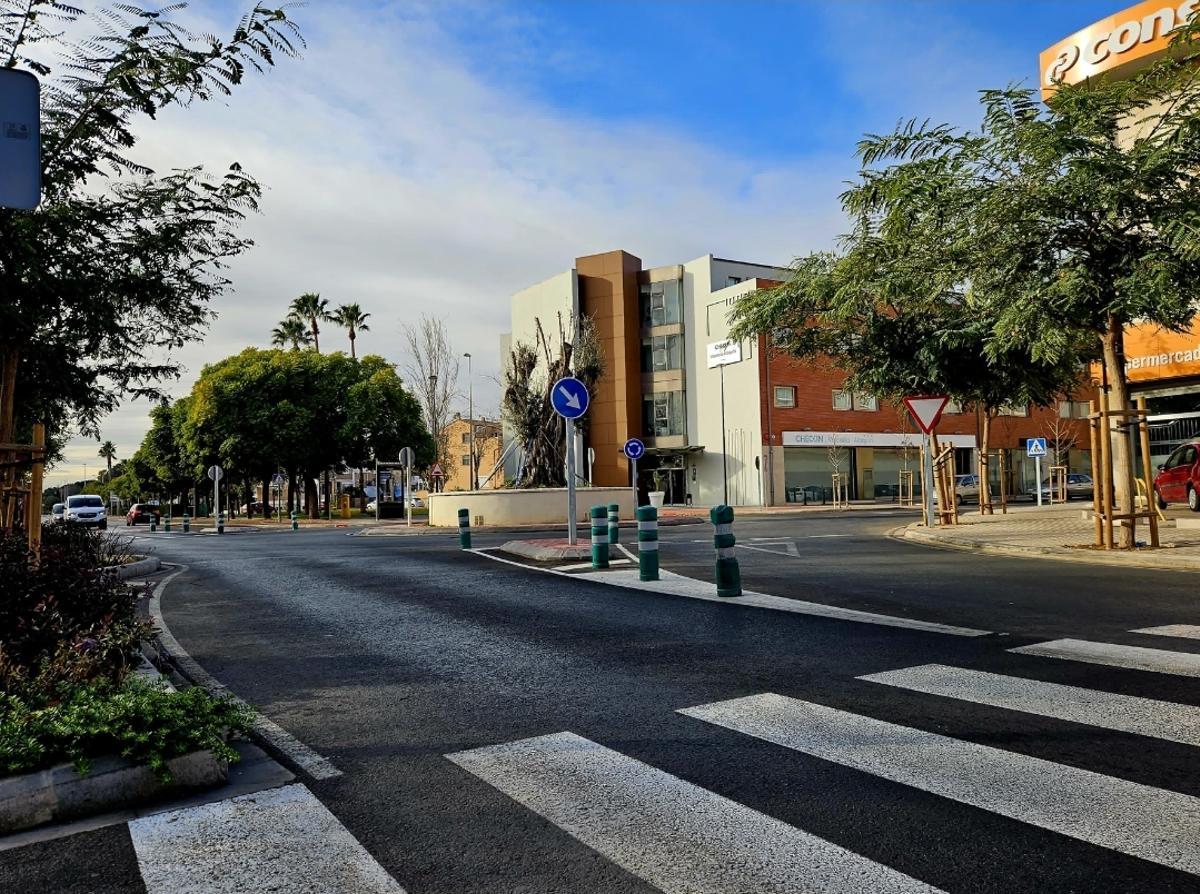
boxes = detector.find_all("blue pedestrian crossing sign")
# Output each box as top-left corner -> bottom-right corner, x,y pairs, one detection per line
623,438 -> 645,461
1026,437 -> 1048,458
551,376 -> 589,419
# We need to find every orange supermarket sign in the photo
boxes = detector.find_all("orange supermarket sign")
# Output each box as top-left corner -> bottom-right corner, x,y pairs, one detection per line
1040,0 -> 1197,96
1108,317 -> 1200,383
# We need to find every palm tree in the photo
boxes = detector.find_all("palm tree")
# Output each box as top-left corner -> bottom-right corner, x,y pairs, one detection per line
331,303 -> 371,359
98,440 -> 116,481
271,316 -> 312,350
290,292 -> 329,353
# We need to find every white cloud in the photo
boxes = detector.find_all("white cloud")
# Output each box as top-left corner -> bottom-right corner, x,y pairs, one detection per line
48,1 -> 878,485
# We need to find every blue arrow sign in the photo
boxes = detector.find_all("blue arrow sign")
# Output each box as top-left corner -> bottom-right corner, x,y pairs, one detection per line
623,438 -> 645,461
1026,437 -> 1047,458
551,376 -> 589,419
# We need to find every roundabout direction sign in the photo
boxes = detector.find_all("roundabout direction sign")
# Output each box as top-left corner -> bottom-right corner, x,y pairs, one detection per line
623,438 -> 645,505
551,377 -> 590,544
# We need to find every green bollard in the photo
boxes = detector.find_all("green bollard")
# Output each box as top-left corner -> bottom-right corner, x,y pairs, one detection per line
164,513 -> 172,533
710,504 -> 741,597
149,515 -> 157,532
217,511 -> 225,535
182,513 -> 190,533
590,505 -> 609,569
607,503 -> 620,546
290,511 -> 298,532
636,505 -> 659,581
458,508 -> 471,549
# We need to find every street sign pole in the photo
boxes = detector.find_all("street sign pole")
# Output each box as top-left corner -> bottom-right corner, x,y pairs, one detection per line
406,460 -> 412,528
922,431 -> 935,527
566,416 -> 577,545
1035,455 -> 1043,507
632,457 -> 638,504
374,460 -> 380,523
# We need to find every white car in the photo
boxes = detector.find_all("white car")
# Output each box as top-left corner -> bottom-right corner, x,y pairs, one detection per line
64,494 -> 108,529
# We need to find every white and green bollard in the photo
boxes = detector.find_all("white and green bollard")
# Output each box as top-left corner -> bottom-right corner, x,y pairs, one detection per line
458,508 -> 472,549
164,512 -> 172,533
590,505 -> 609,569
149,515 -> 158,532
182,513 -> 190,533
607,503 -> 620,545
217,511 -> 225,535
710,504 -> 741,597
290,511 -> 299,532
636,505 -> 659,581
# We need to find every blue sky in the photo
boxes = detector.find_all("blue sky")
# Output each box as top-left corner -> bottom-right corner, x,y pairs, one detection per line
51,0 -> 1127,484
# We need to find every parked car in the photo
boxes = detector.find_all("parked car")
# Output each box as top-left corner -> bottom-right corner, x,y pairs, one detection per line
1031,472 -> 1094,502
1153,441 -> 1200,511
932,474 -> 982,506
51,503 -> 64,523
64,494 -> 107,529
240,500 -> 270,515
125,503 -> 161,525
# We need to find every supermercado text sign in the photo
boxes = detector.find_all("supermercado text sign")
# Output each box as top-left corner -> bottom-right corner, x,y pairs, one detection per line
781,431 -> 977,449
1040,0 -> 1197,95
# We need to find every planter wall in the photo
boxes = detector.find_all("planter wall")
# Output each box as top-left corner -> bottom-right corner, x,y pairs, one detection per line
428,487 -> 636,527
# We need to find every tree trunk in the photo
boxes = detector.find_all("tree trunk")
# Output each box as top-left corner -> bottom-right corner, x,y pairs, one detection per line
1100,316 -> 1135,549
978,410 -> 993,514
349,330 -> 356,360
243,477 -> 254,519
0,346 -> 19,531
305,474 -> 319,519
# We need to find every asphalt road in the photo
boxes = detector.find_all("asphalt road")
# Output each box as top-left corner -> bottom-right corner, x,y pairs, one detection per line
4,513 -> 1199,893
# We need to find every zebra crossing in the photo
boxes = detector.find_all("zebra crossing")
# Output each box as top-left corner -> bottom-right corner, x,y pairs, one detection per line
448,632 -> 1200,892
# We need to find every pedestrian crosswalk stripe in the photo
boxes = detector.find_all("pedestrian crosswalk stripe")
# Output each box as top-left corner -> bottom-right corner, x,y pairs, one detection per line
1131,624 -> 1200,641
680,693 -> 1200,875
1009,638 -> 1200,678
129,783 -> 406,893
447,731 -> 944,894
859,663 -> 1200,748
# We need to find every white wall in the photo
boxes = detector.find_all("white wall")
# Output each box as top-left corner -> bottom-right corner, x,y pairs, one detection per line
428,487 -> 635,527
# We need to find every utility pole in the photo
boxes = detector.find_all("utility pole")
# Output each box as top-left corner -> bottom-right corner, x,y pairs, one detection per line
464,351 -> 475,491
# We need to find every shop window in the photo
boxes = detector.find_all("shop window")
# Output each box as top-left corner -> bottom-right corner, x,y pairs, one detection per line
640,334 -> 683,372
774,386 -> 796,408
832,390 -> 852,411
639,279 -> 682,328
854,393 -> 878,411
642,391 -> 685,437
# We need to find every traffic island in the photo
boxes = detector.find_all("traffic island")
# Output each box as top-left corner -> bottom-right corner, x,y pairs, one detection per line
497,539 -> 592,562
899,506 -> 1200,570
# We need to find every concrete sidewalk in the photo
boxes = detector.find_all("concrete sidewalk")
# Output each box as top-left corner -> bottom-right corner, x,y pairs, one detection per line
901,505 -> 1200,571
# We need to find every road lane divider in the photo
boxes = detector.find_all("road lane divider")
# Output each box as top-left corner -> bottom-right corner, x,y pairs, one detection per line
447,731 -> 944,894
680,692 -> 1200,875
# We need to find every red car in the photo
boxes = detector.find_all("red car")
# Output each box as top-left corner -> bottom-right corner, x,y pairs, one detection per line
126,503 -> 161,525
1153,441 -> 1200,511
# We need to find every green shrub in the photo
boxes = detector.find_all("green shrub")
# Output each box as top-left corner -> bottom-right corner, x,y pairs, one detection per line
0,678 -> 252,781
0,525 -> 152,700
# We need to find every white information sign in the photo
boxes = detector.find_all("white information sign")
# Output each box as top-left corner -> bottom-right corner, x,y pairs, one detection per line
706,340 -> 742,369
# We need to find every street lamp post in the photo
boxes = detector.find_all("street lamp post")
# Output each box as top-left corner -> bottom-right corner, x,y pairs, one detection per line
428,373 -> 438,495
464,352 -> 475,491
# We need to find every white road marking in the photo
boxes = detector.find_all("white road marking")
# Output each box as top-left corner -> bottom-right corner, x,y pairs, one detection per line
1132,624 -> 1200,640
680,693 -> 1200,875
470,550 -> 989,636
130,783 -> 405,893
149,566 -> 342,780
447,731 -> 943,894
740,542 -> 801,558
1009,638 -> 1200,678
551,558 -> 633,571
859,663 -> 1200,747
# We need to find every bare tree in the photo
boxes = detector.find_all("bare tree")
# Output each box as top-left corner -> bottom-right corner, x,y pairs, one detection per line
1043,409 -> 1079,468
402,315 -> 460,474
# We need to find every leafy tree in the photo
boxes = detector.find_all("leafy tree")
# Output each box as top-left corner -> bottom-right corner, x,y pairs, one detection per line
331,304 -> 371,359
290,293 -> 330,354
0,2 -> 303,528
271,317 -> 312,351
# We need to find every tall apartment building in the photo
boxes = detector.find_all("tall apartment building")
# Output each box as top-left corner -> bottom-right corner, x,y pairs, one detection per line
503,252 -> 1092,507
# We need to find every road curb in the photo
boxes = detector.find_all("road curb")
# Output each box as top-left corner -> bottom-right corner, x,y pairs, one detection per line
894,525 -> 1197,573
112,555 -> 161,580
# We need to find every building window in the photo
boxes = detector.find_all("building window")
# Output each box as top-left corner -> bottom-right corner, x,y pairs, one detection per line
774,386 -> 796,408
640,334 -> 684,372
1059,400 -> 1089,419
461,454 -> 472,466
642,391 -> 685,437
944,400 -> 963,414
726,276 -> 743,287
639,279 -> 682,328
998,403 -> 1028,417
854,393 -> 878,411
461,432 -> 471,444
832,389 -> 852,411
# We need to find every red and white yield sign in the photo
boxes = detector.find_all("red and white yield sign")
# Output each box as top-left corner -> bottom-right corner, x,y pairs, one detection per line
430,463 -> 445,479
902,395 -> 950,434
